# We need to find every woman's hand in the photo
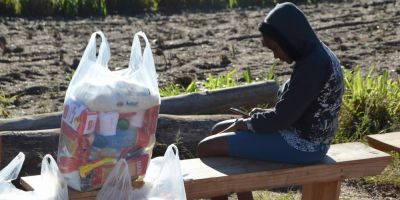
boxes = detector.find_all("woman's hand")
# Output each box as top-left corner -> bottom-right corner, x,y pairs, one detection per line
218,118 -> 248,133
249,108 -> 267,115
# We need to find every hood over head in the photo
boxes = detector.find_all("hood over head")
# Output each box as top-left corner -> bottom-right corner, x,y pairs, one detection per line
259,2 -> 320,61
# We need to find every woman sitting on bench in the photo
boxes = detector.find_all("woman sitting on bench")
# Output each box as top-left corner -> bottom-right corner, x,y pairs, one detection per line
197,2 -> 344,200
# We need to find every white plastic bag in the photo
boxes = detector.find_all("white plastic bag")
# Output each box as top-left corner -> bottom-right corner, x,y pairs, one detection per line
0,153 -> 68,200
143,144 -> 186,200
58,31 -> 160,191
33,155 -> 69,200
0,152 -> 29,199
96,159 -> 133,200
96,144 -> 187,200
68,31 -> 160,113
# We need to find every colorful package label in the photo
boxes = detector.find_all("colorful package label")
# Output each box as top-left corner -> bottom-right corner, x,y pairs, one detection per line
80,154 -> 150,191
62,99 -> 98,135
59,121 -> 92,166
136,106 -> 159,147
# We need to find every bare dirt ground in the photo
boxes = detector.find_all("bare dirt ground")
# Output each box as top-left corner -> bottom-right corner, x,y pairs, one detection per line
0,0 -> 399,198
0,0 -> 399,118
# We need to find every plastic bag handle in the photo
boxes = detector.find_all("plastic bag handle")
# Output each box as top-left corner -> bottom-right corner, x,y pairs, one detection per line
164,144 -> 179,160
41,154 -> 62,178
128,31 -> 151,70
0,152 -> 25,182
96,159 -> 132,200
128,31 -> 159,95
82,31 -> 110,67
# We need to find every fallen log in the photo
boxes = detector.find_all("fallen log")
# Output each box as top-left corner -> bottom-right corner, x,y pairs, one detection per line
160,80 -> 278,115
0,113 -> 62,132
0,81 -> 278,131
1,114 -> 236,173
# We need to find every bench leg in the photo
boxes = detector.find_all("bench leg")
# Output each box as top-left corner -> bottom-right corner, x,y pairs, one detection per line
302,180 -> 341,200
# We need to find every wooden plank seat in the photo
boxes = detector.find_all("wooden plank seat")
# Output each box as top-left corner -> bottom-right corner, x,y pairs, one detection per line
366,131 -> 400,153
20,142 -> 390,200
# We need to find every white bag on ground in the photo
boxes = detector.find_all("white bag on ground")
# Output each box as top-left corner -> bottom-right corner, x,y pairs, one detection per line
96,144 -> 186,200
0,153 -> 68,200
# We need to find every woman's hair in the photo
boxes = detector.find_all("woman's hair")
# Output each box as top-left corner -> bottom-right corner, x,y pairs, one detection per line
258,22 -> 301,60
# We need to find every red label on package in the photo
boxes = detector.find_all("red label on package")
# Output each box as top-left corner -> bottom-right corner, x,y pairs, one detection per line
85,154 -> 150,190
62,99 -> 98,135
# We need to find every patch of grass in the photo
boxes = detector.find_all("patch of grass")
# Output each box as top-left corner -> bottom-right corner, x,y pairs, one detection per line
242,67 -> 253,84
228,0 -> 238,8
144,0 -> 159,12
204,68 -> 238,90
0,88 -> 16,118
335,67 -> 400,143
185,80 -> 199,93
363,152 -> 400,187
159,83 -> 183,97
0,0 -> 324,16
4,0 -> 22,14
253,189 -> 301,200
66,69 -> 75,81
160,68 -> 243,97
266,62 -> 277,81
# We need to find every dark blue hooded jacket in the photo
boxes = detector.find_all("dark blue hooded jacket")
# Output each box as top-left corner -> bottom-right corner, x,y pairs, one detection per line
250,3 -> 344,146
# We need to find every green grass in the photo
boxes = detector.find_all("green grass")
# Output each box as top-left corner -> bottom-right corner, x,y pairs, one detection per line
1,0 -> 107,16
160,68 -> 241,97
363,152 -> 400,187
160,83 -> 184,97
253,189 -> 301,200
228,0 -> 238,8
204,68 -> 238,90
3,0 -> 22,14
335,67 -> 400,143
0,88 -> 16,118
0,0 -> 321,16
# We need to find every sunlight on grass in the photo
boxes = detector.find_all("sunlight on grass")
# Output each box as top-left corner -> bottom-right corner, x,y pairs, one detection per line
253,190 -> 301,200
363,152 -> 400,187
0,88 -> 16,118
160,83 -> 184,97
335,67 -> 400,143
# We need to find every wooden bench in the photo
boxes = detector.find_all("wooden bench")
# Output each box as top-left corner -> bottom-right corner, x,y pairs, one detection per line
20,142 -> 390,200
366,131 -> 400,153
